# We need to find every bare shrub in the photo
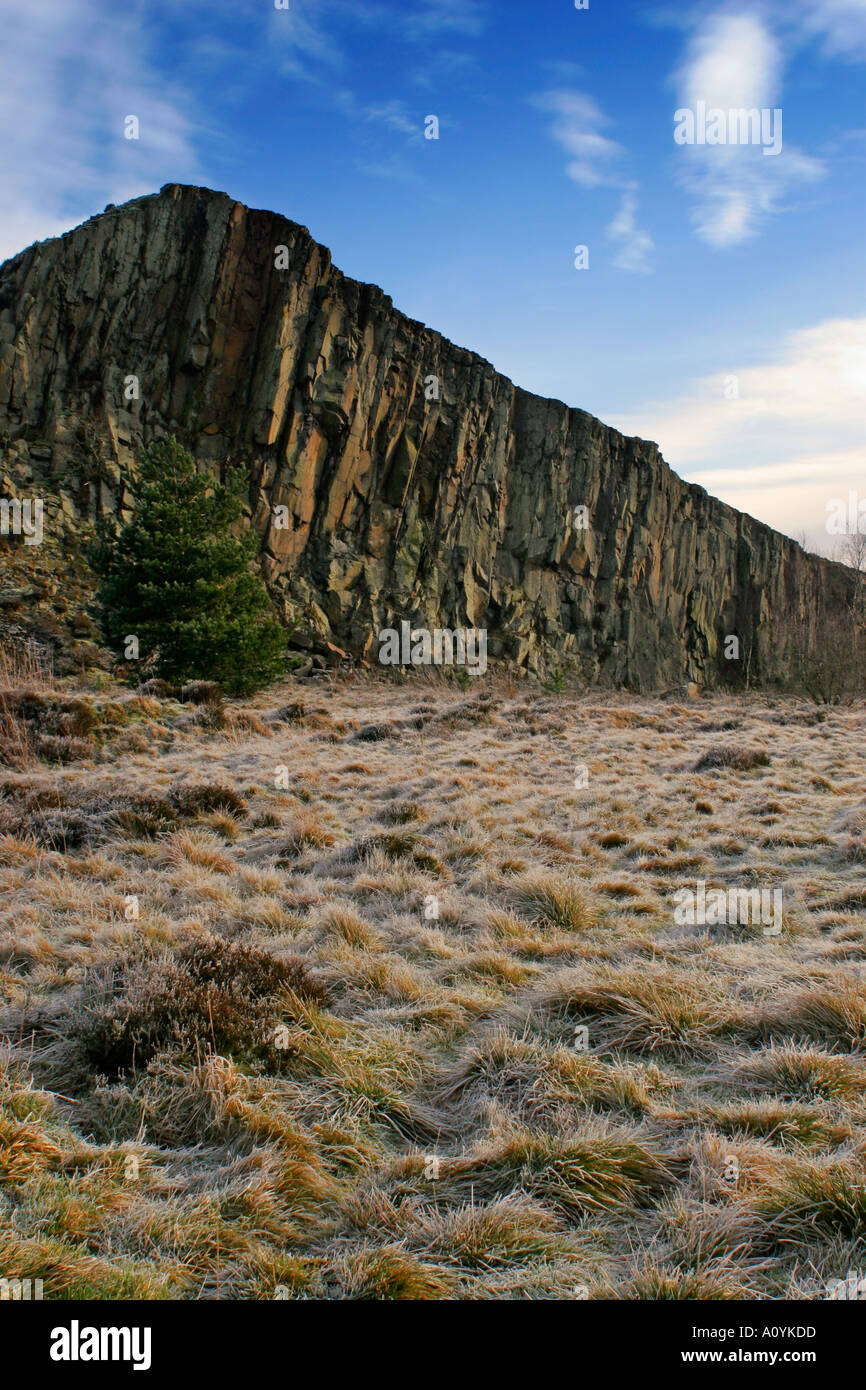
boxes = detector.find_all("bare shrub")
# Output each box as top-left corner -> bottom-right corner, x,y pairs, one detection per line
74,937 -> 328,1076
170,782 -> 248,818
694,747 -> 770,772
0,638 -> 55,767
786,590 -> 866,704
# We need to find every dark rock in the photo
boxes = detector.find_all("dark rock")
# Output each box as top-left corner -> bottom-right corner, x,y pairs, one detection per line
0,183 -> 856,689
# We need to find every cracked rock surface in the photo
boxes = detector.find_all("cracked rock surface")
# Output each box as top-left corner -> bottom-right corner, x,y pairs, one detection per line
0,183 -> 854,684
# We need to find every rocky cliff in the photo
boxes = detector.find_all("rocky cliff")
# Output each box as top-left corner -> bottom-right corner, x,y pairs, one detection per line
0,183 -> 855,685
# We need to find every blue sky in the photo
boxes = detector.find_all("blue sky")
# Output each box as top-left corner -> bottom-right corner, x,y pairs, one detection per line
1,0 -> 864,549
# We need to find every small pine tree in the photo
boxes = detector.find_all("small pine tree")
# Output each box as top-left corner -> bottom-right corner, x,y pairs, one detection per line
90,437 -> 287,695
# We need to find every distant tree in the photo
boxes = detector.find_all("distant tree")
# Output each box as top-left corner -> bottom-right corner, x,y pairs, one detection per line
840,532 -> 866,630
788,593 -> 866,704
90,437 -> 287,695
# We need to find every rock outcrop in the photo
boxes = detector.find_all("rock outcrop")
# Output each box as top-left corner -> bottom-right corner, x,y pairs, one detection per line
0,183 -> 855,684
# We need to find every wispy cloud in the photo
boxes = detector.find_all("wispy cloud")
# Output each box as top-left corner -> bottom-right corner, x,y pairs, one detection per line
535,89 -> 624,189
360,101 -> 421,138
610,316 -> 866,544
0,0 -> 198,262
0,0 -> 483,257
267,0 -> 486,77
536,87 -> 653,273
401,0 -> 487,39
266,0 -> 482,179
790,0 -> 866,63
671,12 -> 824,247
267,0 -> 345,79
606,191 -> 654,274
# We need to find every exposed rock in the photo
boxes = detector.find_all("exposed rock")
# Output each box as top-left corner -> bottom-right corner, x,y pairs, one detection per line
0,183 -> 857,687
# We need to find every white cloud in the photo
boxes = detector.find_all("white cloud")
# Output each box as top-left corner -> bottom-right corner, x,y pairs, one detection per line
680,13 -> 782,112
268,0 -> 486,80
266,1 -> 480,176
681,452 -> 866,553
0,0 -> 485,263
360,101 -> 420,138
609,316 -> 866,545
606,191 -> 654,274
535,89 -> 624,188
791,0 -> 866,62
0,0 -> 198,263
536,88 -> 654,273
267,0 -> 345,78
672,12 -> 824,247
401,0 -> 487,38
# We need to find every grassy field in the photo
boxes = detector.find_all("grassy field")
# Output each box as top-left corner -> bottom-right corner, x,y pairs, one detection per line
2,666 -> 865,1300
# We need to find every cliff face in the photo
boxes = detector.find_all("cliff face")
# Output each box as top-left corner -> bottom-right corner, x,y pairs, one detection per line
0,183 -> 854,684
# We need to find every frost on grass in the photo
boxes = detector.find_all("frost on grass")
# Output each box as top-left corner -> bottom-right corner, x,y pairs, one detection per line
1,675 -> 866,1299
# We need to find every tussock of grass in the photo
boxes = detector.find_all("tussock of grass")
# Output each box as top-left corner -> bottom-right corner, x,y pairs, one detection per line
756,1157 -> 866,1244
510,871 -> 599,932
759,979 -> 866,1050
694,747 -> 771,772
705,1098 -> 851,1149
611,1256 -> 762,1300
410,1195 -> 567,1269
527,969 -> 739,1055
282,812 -> 336,855
327,1244 -> 455,1300
726,1044 -> 866,1101
439,1031 -> 665,1120
378,800 -> 427,826
395,1122 -> 682,1217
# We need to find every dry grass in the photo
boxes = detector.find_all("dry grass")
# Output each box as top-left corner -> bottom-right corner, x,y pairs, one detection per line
2,670 -> 866,1299
0,638 -> 55,766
